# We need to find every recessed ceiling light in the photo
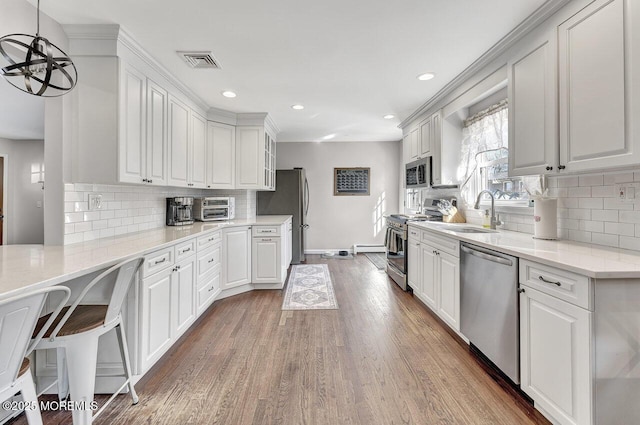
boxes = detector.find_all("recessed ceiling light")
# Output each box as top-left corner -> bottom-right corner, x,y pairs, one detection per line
417,72 -> 436,81
383,114 -> 395,120
322,134 -> 336,140
291,104 -> 304,110
222,90 -> 237,98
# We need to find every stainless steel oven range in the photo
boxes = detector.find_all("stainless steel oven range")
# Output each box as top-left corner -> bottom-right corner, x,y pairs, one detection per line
385,203 -> 444,291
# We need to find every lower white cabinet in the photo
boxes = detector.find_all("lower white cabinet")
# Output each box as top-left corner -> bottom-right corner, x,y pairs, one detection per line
520,265 -> 593,425
285,218 -> 293,267
140,252 -> 196,371
222,226 -> 252,289
407,227 -> 460,332
252,236 -> 282,283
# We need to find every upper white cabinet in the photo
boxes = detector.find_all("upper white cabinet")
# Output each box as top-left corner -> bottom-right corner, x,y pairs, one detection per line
118,64 -> 147,184
430,111 -> 442,186
236,118 -> 278,190
145,80 -> 169,186
167,95 -> 190,187
190,112 -> 207,188
409,127 -> 419,161
419,118 -> 431,158
206,122 -> 236,189
558,0 -> 635,172
508,30 -> 558,176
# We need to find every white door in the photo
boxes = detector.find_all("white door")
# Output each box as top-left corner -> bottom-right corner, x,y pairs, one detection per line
407,239 -> 421,296
222,227 -> 251,288
420,244 -> 437,310
508,31 -> 558,176
437,251 -> 460,331
146,80 -> 168,186
118,64 -> 146,184
207,122 -> 235,189
558,0 -> 630,172
520,287 -> 593,425
168,96 -> 190,187
173,257 -> 196,337
236,127 -> 262,189
140,268 -> 173,371
419,118 -> 431,158
409,127 -> 419,160
190,112 -> 207,188
252,237 -> 281,283
430,112 -> 442,185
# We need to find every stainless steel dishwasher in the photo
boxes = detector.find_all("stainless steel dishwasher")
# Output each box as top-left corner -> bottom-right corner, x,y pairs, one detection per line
460,242 -> 519,384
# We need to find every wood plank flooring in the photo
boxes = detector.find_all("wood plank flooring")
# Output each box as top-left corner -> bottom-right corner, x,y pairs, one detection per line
12,255 -> 549,425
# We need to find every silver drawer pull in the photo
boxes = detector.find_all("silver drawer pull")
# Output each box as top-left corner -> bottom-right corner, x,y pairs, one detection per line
261,238 -> 272,242
154,258 -> 167,265
538,275 -> 562,286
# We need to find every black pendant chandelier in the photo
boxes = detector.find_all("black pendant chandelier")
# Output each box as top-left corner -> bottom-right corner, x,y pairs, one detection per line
0,0 -> 77,97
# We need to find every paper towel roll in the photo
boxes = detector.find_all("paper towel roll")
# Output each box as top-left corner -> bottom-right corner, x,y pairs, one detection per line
533,198 -> 557,240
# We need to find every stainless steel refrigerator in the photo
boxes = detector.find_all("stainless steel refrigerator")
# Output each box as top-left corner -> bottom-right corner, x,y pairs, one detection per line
256,168 -> 309,264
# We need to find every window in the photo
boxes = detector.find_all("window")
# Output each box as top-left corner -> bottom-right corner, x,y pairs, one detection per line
458,100 -> 531,206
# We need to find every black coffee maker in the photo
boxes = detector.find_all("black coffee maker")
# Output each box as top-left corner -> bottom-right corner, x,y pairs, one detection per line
166,197 -> 194,226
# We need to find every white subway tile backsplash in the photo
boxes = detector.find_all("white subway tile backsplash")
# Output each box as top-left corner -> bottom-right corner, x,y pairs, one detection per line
604,222 -> 634,236
568,230 -> 591,243
579,175 -> 603,186
571,187 -> 592,198
558,176 -> 579,187
603,172 -> 634,185
620,236 -> 640,251
591,185 -> 616,198
591,233 -> 619,248
580,220 -> 603,233
568,209 -> 591,220
591,209 -> 618,222
619,210 -> 640,224
578,198 -> 603,209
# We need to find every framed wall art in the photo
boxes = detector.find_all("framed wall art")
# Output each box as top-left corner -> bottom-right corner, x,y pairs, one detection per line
334,167 -> 370,196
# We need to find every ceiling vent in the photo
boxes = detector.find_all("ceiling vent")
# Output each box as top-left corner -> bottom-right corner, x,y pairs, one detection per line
177,51 -> 222,69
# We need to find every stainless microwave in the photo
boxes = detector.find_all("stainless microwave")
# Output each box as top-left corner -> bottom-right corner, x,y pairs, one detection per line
406,157 -> 431,188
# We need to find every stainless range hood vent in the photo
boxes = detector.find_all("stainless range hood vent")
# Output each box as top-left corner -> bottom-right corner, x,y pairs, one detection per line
177,51 -> 221,69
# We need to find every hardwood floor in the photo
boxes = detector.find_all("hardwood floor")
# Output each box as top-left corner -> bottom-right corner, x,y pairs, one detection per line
13,255 -> 549,425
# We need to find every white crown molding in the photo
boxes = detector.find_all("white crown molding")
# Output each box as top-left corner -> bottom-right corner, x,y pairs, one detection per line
399,0 -> 572,129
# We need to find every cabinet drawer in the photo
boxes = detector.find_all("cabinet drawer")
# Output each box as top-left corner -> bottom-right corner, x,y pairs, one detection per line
197,231 -> 221,252
175,239 -> 196,261
520,259 -> 591,310
197,243 -> 221,278
252,226 -> 281,237
142,247 -> 175,278
421,230 -> 459,258
197,266 -> 221,313
408,227 -> 420,241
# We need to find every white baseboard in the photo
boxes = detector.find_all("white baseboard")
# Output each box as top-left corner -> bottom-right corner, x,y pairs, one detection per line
305,249 -> 354,255
353,244 -> 386,254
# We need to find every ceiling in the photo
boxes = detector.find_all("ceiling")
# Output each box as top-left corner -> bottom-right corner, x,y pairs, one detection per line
32,0 -> 548,142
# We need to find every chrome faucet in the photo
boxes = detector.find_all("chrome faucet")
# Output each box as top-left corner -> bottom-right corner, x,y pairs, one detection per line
474,190 -> 502,230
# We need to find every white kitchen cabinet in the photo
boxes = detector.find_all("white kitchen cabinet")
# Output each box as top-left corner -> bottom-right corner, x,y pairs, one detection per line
206,121 -> 236,189
222,226 -> 252,289
430,111 -> 442,186
283,218 -> 293,267
168,95 -> 190,187
252,237 -> 281,283
197,266 -> 221,315
520,286 -> 592,425
235,124 -> 277,190
508,30 -> 558,176
409,127 -> 419,161
407,227 -> 461,332
189,111 -> 207,188
419,117 -> 431,158
264,131 -> 276,190
145,79 -> 169,186
118,63 -> 147,184
174,257 -> 196,337
558,0 -> 636,172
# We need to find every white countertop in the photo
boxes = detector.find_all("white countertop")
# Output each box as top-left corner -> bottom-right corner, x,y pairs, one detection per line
0,215 -> 292,299
409,222 -> 640,279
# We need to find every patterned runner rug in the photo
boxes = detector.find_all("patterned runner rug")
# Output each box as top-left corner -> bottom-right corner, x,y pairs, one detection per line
282,264 -> 338,310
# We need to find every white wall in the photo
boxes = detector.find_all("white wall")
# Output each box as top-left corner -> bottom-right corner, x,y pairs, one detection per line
0,138 -> 45,244
277,141 -> 401,252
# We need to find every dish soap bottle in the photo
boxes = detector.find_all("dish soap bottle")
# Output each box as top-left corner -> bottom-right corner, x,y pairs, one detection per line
482,210 -> 491,228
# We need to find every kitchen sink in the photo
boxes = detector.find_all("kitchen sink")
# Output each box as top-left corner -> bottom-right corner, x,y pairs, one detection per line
428,223 -> 498,234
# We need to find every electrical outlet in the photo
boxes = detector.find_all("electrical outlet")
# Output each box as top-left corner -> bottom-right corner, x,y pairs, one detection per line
617,185 -> 636,202
88,193 -> 103,210
618,185 -> 626,200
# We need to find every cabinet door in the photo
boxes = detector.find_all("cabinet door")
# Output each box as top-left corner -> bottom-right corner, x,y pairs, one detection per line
207,121 -> 235,189
236,126 -> 262,189
252,237 -> 281,283
437,251 -> 460,331
407,239 -> 421,296
174,257 -> 196,337
168,96 -> 190,187
520,287 -> 593,425
140,268 -> 173,371
118,64 -> 146,184
420,245 -> 438,310
409,127 -> 419,160
419,118 -> 431,158
146,80 -> 168,186
287,220 -> 293,266
430,112 -> 442,185
190,112 -> 207,188
508,31 -> 557,176
559,0 -> 630,172
222,227 -> 252,288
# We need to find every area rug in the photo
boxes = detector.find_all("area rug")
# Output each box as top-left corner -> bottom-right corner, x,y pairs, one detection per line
282,264 -> 338,310
364,252 -> 387,270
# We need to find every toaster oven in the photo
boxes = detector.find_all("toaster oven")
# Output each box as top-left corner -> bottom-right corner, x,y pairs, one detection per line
193,197 -> 235,221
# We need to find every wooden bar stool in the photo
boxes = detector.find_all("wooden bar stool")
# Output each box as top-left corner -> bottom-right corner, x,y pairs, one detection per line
0,286 -> 70,425
33,257 -> 144,425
